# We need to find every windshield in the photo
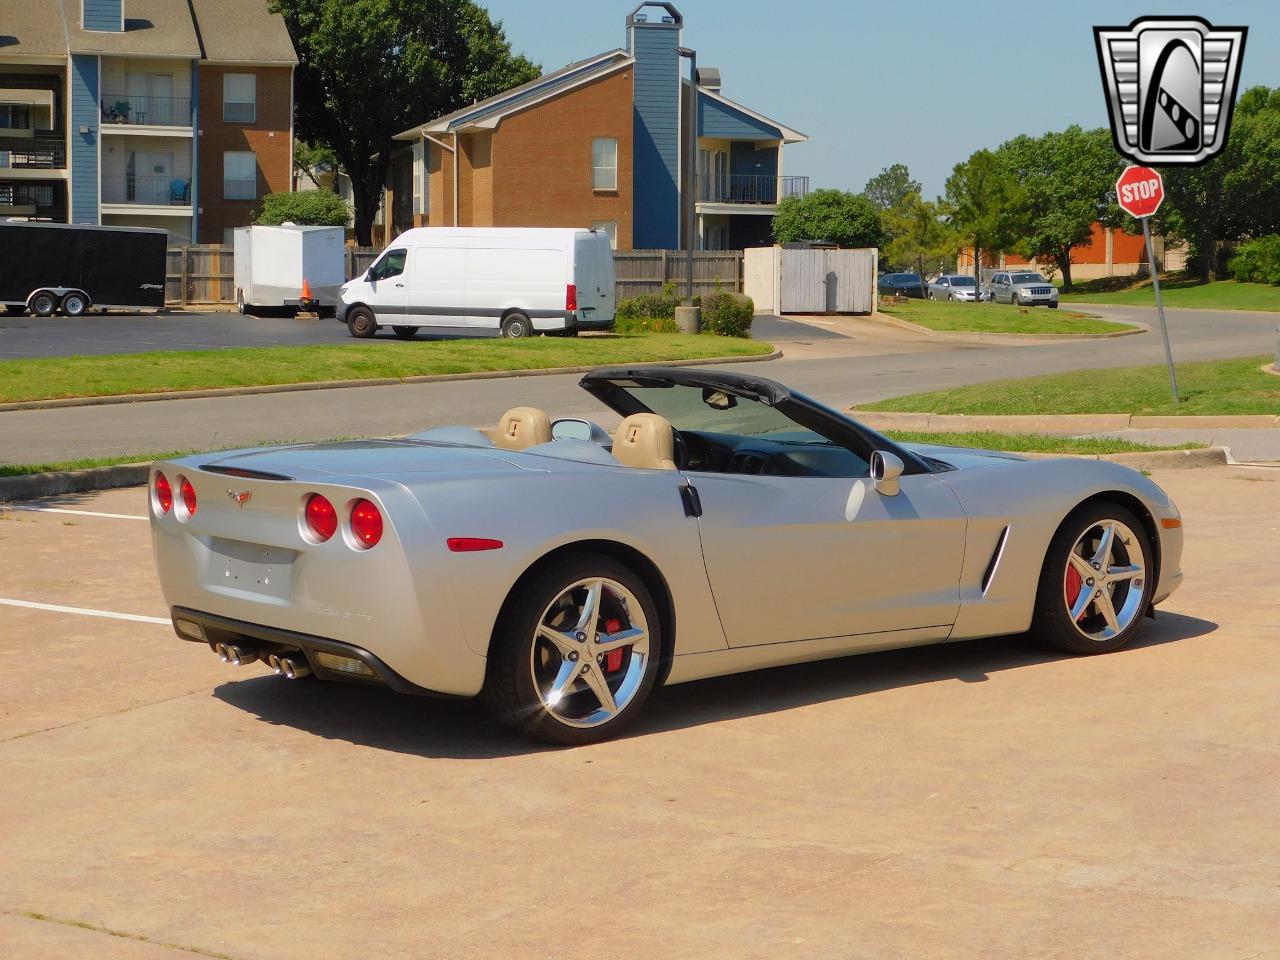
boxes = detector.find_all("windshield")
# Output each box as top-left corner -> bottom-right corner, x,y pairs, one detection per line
949,276 -> 976,286
614,382 -> 833,444
1011,272 -> 1046,283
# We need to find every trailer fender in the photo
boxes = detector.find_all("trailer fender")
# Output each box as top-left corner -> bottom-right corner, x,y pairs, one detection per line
27,289 -> 60,317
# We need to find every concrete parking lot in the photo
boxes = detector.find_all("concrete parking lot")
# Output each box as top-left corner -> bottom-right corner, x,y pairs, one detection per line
1,465 -> 1277,958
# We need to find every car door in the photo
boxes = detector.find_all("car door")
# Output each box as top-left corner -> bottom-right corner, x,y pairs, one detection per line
410,246 -> 467,329
689,469 -> 968,649
366,247 -> 409,324
936,277 -> 949,300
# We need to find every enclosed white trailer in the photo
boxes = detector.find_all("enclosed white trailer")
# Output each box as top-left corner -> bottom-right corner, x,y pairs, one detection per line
233,225 -> 345,314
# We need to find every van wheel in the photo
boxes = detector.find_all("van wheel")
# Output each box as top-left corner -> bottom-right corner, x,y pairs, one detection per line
60,292 -> 89,317
501,312 -> 533,339
346,306 -> 378,338
392,325 -> 419,340
30,291 -> 57,317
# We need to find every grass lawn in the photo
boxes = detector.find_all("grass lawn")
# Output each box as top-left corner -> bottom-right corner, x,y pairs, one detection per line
880,298 -> 1128,335
1059,276 -> 1280,312
883,430 -> 1204,455
0,333 -> 771,404
858,356 -> 1280,417
0,451 -> 195,478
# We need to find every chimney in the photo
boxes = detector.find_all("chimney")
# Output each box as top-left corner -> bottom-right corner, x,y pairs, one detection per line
83,0 -> 124,32
695,67 -> 721,93
626,2 -> 683,249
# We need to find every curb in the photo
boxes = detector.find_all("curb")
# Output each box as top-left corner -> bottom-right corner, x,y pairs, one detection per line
0,463 -> 151,501
870,311 -> 1147,343
854,411 -> 1280,432
0,348 -> 782,413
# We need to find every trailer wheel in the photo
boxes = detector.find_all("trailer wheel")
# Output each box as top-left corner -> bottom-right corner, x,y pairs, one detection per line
29,291 -> 57,317
60,292 -> 89,317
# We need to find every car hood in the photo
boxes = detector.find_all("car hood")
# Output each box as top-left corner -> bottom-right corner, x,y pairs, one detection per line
900,441 -> 1029,470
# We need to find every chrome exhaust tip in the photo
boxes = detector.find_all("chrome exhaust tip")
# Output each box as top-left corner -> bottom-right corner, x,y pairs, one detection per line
279,655 -> 312,680
224,644 -> 259,667
212,641 -> 229,661
267,653 -> 282,674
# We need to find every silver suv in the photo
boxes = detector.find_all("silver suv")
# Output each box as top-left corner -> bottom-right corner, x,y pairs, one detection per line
988,271 -> 1060,308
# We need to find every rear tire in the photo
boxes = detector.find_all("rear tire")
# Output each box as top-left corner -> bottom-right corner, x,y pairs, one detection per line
60,292 -> 89,316
392,325 -> 419,340
30,291 -> 57,317
500,312 -> 533,339
482,553 -> 662,745
346,306 -> 378,338
1031,502 -> 1154,655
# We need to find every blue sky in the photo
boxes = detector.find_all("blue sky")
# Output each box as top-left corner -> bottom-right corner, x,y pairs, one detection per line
480,1 -> 1278,198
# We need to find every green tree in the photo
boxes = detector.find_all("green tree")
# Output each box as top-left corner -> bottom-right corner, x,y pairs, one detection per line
273,0 -> 539,245
863,163 -> 921,211
772,189 -> 886,249
943,149 -> 1026,283
255,190 -> 351,226
293,140 -> 340,191
996,126 -> 1125,291
884,191 -> 954,280
1160,86 -> 1280,278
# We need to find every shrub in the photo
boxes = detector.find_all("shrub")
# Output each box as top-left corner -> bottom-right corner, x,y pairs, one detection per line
254,190 -> 351,227
1227,235 -> 1280,285
700,291 -> 754,338
616,281 -> 684,333
772,189 -> 886,248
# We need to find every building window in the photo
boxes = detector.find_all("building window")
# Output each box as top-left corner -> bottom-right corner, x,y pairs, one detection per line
0,105 -> 32,129
591,221 -> 618,249
223,151 -> 257,200
223,73 -> 256,123
592,137 -> 617,191
412,139 -> 424,215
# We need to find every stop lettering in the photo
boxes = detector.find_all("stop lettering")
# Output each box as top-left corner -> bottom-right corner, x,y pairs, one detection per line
1116,166 -> 1165,218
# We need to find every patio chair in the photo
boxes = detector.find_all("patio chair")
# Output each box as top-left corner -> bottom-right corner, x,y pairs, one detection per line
113,100 -> 130,123
169,179 -> 190,204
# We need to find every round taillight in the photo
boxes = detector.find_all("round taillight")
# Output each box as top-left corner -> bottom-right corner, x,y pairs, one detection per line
350,499 -> 383,549
154,472 -> 173,514
305,493 -> 337,542
179,476 -> 197,516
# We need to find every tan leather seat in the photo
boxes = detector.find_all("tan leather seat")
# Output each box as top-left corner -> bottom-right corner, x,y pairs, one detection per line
491,406 -> 552,450
613,413 -> 678,470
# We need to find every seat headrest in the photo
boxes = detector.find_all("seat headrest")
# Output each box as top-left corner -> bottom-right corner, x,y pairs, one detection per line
493,407 -> 552,450
613,413 -> 677,470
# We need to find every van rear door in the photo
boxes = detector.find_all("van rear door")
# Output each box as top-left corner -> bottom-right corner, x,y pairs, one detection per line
573,231 -> 615,326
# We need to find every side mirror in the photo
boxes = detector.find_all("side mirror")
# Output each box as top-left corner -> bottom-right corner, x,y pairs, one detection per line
870,450 -> 904,497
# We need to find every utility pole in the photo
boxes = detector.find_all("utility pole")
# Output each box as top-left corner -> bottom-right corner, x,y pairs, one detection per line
677,45 -> 697,303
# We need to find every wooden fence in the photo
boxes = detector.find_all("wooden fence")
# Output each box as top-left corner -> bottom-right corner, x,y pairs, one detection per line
164,245 -> 743,306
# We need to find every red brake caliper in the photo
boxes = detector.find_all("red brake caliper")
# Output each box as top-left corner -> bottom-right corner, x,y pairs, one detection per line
1065,561 -> 1084,618
603,618 -> 624,671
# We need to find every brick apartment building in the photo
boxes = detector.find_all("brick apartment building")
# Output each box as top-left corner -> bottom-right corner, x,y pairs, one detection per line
958,222 -> 1188,279
0,0 -> 296,244
381,2 -> 808,251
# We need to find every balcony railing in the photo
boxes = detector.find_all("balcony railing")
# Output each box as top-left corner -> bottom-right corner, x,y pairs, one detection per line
0,135 -> 67,169
101,95 -> 192,127
0,183 -> 59,213
102,175 -> 192,206
698,174 -> 809,205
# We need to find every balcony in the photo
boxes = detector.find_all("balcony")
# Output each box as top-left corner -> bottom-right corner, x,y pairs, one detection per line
101,95 -> 192,129
698,174 -> 809,206
0,135 -> 67,170
102,174 -> 192,208
0,182 -> 65,218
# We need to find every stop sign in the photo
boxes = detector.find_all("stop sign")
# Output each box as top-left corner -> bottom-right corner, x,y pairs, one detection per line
1116,166 -> 1165,218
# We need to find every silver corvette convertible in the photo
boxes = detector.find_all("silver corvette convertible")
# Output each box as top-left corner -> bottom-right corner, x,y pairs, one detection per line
149,368 -> 1183,744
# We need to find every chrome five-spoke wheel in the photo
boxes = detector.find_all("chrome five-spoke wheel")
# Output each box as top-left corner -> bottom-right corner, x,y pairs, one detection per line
531,577 -> 650,728
1034,502 -> 1154,655
485,554 -> 662,744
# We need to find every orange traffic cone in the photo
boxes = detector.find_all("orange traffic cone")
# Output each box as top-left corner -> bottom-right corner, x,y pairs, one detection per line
300,278 -> 314,303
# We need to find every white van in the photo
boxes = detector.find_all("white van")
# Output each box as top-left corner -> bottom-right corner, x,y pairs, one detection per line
337,227 -> 616,339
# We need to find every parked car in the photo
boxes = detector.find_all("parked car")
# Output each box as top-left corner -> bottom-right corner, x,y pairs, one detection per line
877,272 -> 926,298
337,227 -> 616,339
0,221 -> 166,317
927,274 -> 989,302
989,270 -> 1060,308
149,367 -> 1184,745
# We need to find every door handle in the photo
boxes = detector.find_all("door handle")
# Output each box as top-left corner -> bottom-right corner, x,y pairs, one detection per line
395,282 -> 404,288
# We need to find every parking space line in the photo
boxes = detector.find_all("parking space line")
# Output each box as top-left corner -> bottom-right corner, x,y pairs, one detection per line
0,597 -> 169,625
11,506 -> 147,521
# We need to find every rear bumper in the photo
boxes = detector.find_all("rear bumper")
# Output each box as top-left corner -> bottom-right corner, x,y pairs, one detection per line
171,606 -> 460,697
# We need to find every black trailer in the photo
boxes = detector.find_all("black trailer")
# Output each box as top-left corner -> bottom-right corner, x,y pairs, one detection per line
0,221 -> 168,316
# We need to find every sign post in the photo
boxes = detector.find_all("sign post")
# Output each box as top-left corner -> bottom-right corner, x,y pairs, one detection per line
1116,165 -> 1179,403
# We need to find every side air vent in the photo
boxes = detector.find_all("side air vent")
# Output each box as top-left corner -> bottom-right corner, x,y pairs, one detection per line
981,526 -> 1011,596
200,465 -> 295,482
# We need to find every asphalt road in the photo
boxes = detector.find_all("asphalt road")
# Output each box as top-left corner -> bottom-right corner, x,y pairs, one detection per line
0,310 -> 842,358
0,305 -> 1275,465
